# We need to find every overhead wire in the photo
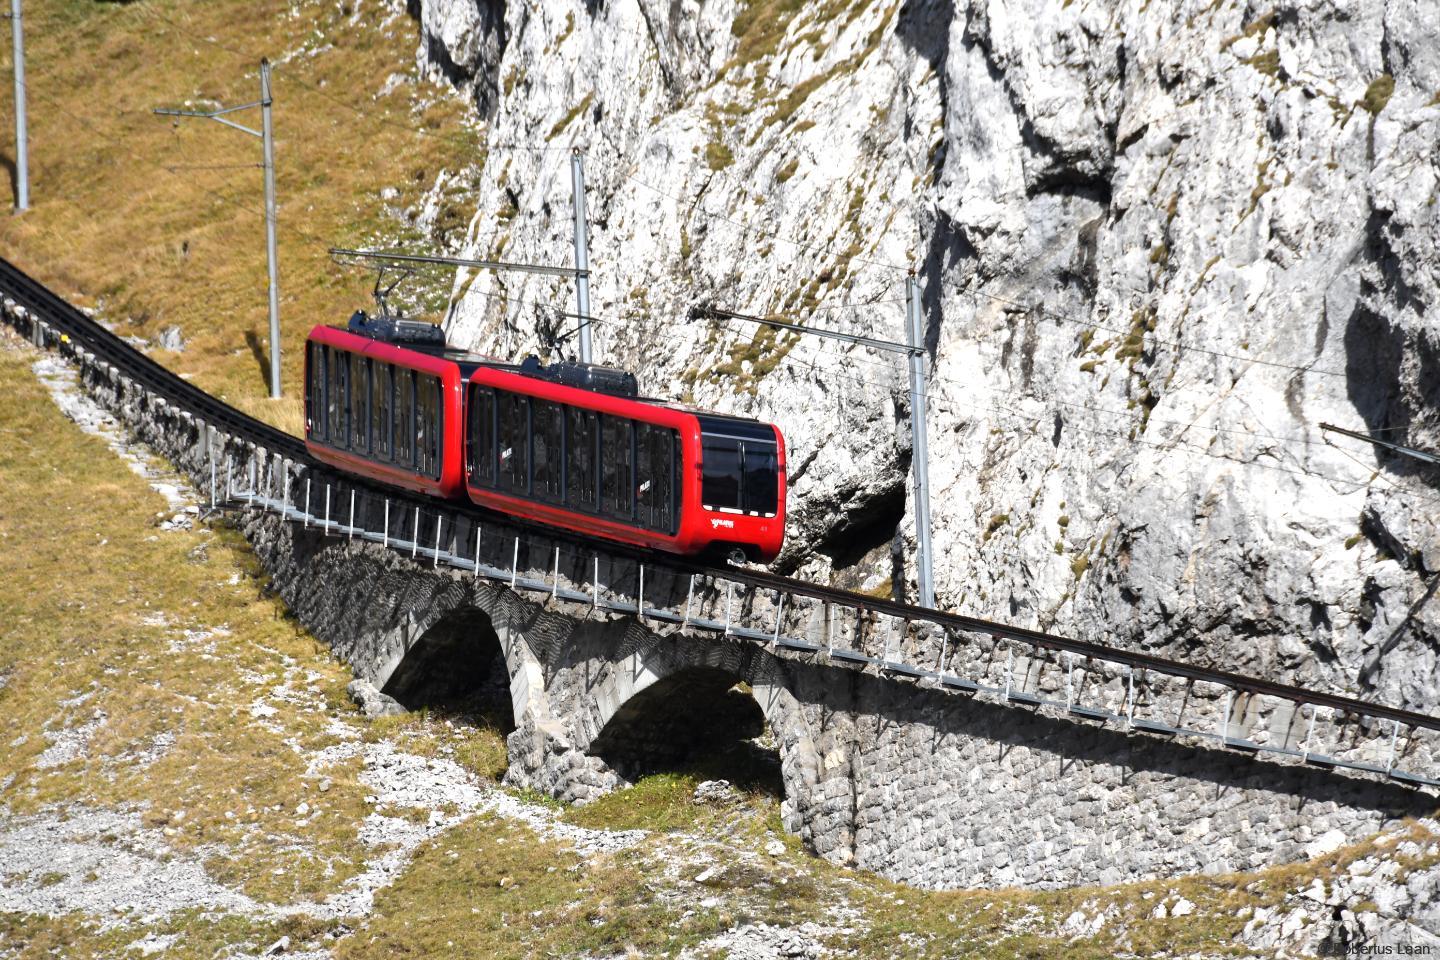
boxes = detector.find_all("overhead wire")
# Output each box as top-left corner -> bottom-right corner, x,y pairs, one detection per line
582,312 -> 1394,493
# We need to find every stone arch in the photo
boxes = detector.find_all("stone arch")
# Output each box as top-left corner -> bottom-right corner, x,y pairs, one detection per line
379,601 -> 515,731
569,633 -> 821,815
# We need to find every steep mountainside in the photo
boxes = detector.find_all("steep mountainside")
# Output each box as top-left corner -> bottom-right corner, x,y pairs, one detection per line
414,0 -> 1439,712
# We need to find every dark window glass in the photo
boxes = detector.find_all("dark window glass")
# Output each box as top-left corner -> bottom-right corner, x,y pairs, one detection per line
673,433 -> 683,526
651,427 -> 675,532
306,341 -> 326,442
497,391 -> 528,493
329,349 -> 349,449
532,401 -> 563,502
565,407 -> 598,511
701,438 -> 742,510
416,375 -> 441,479
374,363 -> 391,460
631,425 -> 677,532
635,423 -> 656,529
601,416 -> 632,519
416,375 -> 431,476
467,386 -> 494,486
743,443 -> 779,516
395,367 -> 414,467
350,353 -> 370,454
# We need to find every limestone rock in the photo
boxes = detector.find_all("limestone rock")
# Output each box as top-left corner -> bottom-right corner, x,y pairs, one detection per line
346,678 -> 406,719
406,0 -> 1440,718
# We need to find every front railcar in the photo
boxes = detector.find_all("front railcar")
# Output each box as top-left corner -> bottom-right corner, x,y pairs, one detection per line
462,358 -> 698,555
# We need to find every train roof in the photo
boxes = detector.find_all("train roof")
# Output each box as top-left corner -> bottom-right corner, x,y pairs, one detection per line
316,316 -> 779,434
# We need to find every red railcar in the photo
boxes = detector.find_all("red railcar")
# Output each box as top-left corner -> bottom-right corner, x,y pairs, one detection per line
303,319 -> 468,498
303,315 -> 787,562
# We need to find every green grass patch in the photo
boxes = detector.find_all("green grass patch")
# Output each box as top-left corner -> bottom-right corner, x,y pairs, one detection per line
0,339 -> 378,906
1361,74 -> 1395,115
335,815 -> 729,960
548,91 -> 595,139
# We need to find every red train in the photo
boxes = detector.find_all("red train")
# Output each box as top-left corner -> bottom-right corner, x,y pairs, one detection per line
303,313 -> 787,562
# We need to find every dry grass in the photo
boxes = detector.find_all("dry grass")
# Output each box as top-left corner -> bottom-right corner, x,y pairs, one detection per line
0,336 -> 382,907
0,0 -> 477,434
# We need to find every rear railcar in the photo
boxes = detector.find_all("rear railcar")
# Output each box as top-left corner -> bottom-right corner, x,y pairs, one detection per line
303,319 -> 467,499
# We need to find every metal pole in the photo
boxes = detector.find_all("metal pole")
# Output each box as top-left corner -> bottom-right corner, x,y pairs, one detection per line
571,148 -> 592,363
906,271 -> 935,608
10,0 -> 26,212
259,59 -> 281,399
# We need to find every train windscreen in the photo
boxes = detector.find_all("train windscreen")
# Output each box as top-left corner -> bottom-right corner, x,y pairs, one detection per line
698,417 -> 779,517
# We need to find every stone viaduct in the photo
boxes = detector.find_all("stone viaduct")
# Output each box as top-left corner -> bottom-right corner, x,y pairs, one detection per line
12,302 -> 1440,892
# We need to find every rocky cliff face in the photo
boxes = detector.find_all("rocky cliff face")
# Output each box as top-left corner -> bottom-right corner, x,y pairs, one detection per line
409,0 -> 1439,713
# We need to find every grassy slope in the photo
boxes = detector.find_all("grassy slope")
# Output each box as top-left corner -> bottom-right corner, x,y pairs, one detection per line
0,0 -> 477,435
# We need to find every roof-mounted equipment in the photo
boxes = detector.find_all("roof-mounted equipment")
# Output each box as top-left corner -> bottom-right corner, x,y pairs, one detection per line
518,355 -> 638,398
347,310 -> 447,349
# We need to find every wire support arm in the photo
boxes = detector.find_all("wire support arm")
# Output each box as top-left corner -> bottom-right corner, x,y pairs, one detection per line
329,247 -> 586,280
690,304 -> 923,357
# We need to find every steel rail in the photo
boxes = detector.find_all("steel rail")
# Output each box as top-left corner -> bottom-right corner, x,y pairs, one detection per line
4,255 -> 1438,740
0,257 -> 307,460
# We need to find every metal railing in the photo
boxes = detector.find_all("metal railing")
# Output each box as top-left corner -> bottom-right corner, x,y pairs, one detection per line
220,440 -> 1440,791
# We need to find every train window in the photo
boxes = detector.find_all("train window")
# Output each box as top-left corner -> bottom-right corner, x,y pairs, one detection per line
635,424 -> 671,530
497,391 -> 529,494
416,375 -> 441,479
467,386 -> 495,486
350,353 -> 370,454
306,342 -> 325,442
565,407 -> 598,511
329,348 -> 349,449
650,427 -> 675,532
743,443 -> 779,516
532,400 -> 562,501
601,415 -> 632,520
416,375 -> 431,476
673,433 -> 684,526
701,438 -> 742,511
374,363 -> 391,460
395,367 -> 414,467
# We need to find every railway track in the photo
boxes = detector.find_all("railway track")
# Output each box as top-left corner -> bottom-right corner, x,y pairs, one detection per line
4,255 -> 1437,788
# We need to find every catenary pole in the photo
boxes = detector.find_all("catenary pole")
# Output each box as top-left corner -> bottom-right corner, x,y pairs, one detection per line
259,59 -> 281,398
155,60 -> 281,396
906,271 -> 935,608
10,0 -> 27,211
571,148 -> 592,363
